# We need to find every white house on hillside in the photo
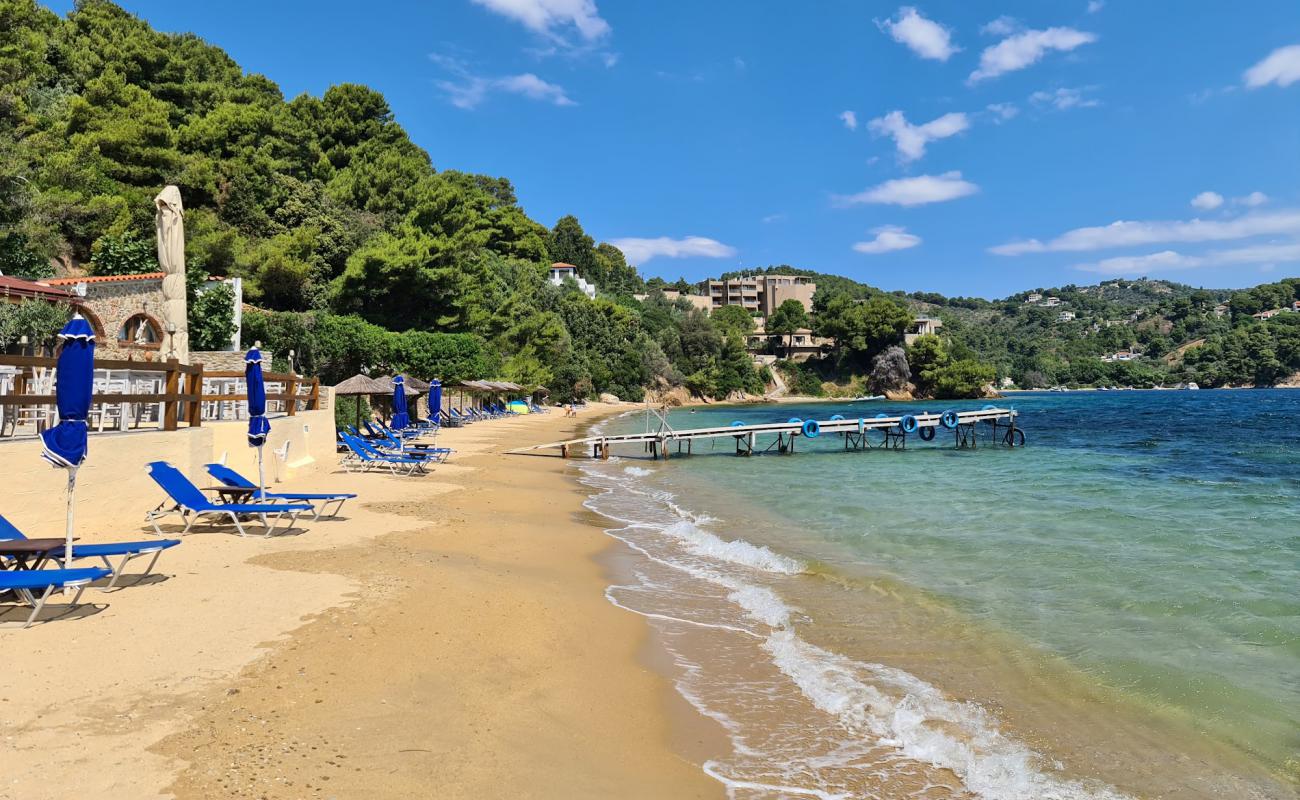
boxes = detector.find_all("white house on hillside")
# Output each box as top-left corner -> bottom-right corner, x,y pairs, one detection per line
548,262 -> 597,299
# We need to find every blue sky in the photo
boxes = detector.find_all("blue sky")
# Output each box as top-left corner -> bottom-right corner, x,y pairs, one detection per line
46,0 -> 1300,295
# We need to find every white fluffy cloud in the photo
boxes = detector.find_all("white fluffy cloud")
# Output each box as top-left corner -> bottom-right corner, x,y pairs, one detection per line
1076,243 -> 1300,274
981,16 -> 1019,37
437,71 -> 575,109
991,209 -> 1300,255
1235,191 -> 1269,207
1030,86 -> 1100,110
608,236 -> 737,265
839,110 -> 858,131
868,110 -> 969,162
852,225 -> 922,254
1244,44 -> 1300,89
877,7 -> 959,62
835,171 -> 979,207
1190,191 -> 1224,210
969,27 -> 1097,83
471,0 -> 610,42
1086,1 -> 1105,13
986,102 -> 1019,121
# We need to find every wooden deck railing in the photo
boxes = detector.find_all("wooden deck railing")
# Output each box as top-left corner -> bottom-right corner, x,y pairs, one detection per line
0,354 -> 321,438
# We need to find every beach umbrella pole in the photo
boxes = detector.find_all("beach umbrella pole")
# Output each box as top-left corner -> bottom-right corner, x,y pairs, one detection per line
64,467 -> 77,572
257,445 -> 265,500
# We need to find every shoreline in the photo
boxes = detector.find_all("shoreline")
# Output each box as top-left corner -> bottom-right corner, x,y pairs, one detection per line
4,405 -> 722,799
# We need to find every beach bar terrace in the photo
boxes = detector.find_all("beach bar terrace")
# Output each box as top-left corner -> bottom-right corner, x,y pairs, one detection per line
0,353 -> 321,438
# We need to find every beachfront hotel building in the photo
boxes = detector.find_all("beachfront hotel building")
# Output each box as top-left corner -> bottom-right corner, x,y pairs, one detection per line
904,316 -> 944,345
698,274 -> 816,317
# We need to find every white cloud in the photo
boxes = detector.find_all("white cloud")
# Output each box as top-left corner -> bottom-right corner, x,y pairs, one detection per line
1030,86 -> 1100,110
868,110 -> 969,162
852,225 -> 922,254
471,0 -> 610,43
1235,191 -> 1269,207
1244,44 -> 1300,89
1086,0 -> 1105,13
1190,191 -> 1224,210
986,102 -> 1020,121
839,110 -> 858,131
835,171 -> 979,207
991,208 -> 1300,255
1075,242 -> 1300,274
608,236 -> 737,265
761,213 -> 787,224
877,7 -> 959,62
969,27 -> 1097,83
437,71 -> 575,109
981,16 -> 1019,37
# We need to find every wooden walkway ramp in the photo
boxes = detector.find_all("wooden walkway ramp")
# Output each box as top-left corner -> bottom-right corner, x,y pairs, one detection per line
512,407 -> 1022,459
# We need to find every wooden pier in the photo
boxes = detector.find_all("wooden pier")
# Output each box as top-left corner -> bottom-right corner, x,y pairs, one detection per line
513,407 -> 1022,460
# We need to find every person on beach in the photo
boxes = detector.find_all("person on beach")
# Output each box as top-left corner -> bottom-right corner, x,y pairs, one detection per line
565,403 -> 577,418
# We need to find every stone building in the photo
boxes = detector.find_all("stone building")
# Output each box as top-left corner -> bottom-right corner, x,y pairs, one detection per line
43,272 -> 180,362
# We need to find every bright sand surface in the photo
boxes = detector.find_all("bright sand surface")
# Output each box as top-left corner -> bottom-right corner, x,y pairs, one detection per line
1,405 -> 723,800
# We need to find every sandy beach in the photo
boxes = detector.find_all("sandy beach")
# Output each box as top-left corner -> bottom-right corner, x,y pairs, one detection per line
2,406 -> 722,800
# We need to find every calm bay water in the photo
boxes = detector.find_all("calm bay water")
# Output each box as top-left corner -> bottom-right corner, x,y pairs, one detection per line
581,390 -> 1299,799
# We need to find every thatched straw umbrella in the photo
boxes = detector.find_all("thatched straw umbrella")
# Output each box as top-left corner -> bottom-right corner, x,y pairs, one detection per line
333,374 -> 389,429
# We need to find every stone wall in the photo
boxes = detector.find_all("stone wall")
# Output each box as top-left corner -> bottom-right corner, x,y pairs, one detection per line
45,275 -> 177,362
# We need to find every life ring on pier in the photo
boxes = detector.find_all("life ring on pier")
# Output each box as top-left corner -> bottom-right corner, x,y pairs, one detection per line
940,410 -> 960,429
899,414 -> 918,433
788,417 -> 803,425
982,404 -> 998,411
875,413 -> 889,419
830,414 -> 844,421
919,426 -> 936,441
802,420 -> 820,438
731,420 -> 744,427
1004,429 -> 1025,447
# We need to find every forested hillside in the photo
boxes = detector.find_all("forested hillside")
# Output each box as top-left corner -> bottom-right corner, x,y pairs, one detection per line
754,265 -> 1300,389
3,1 -> 1294,400
0,0 -> 764,400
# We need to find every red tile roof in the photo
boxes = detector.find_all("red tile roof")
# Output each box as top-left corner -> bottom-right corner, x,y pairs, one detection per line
0,275 -> 74,302
550,262 -> 577,269
43,272 -> 166,286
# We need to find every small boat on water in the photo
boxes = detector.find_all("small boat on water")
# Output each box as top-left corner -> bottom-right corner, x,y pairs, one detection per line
849,395 -> 886,402
1186,382 -> 1200,390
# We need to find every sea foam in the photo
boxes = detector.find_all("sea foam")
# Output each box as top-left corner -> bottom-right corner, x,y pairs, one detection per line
762,630 -> 1132,800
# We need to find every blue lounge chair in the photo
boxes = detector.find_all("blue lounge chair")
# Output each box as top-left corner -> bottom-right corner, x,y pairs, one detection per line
0,567 -> 110,629
368,424 -> 452,462
145,461 -> 313,537
347,425 -> 435,460
204,463 -> 356,520
339,433 -> 431,475
0,515 -> 179,591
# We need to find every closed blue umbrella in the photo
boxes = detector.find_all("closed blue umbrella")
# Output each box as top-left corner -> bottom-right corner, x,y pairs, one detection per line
430,379 -> 442,426
245,346 -> 270,498
40,313 -> 96,569
391,375 -> 410,430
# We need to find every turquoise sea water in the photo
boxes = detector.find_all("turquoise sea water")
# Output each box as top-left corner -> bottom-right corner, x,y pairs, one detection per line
582,390 -> 1299,799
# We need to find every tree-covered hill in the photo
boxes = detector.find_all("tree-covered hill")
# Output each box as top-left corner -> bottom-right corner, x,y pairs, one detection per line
2,1 -> 1293,399
0,0 -> 762,400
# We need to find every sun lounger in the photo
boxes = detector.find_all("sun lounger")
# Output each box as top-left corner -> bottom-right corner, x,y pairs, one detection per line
0,515 -> 179,590
144,461 -> 313,537
368,425 -> 452,462
339,433 -> 431,476
0,567 -> 110,629
204,464 -> 356,520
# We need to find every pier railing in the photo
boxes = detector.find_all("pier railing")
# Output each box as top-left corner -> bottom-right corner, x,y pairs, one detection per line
0,354 -> 321,440
515,407 -> 1022,460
